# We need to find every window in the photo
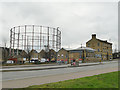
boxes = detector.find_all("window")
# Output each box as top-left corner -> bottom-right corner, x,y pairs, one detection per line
103,48 -> 105,52
80,55 -> 82,58
88,43 -> 90,47
61,54 -> 64,57
98,49 -> 100,52
58,54 -> 60,57
65,55 -> 68,58
98,43 -> 100,46
51,52 -> 54,55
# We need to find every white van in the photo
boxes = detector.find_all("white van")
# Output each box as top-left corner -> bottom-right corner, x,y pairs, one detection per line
6,60 -> 14,64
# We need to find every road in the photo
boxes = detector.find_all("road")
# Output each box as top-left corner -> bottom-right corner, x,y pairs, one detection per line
2,61 -> 118,88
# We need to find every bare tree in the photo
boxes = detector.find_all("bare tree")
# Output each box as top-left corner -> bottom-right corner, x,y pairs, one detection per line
26,36 -> 31,63
114,49 -> 117,53
26,46 -> 31,63
2,38 -> 8,61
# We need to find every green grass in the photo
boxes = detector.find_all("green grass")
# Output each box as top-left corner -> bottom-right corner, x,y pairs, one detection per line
27,71 -> 119,88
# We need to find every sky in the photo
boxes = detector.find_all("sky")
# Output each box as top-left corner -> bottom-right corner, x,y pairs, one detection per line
0,1 -> 118,52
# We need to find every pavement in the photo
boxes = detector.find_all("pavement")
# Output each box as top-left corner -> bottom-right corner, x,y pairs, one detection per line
0,60 -> 118,72
2,61 -> 118,88
2,63 -> 58,68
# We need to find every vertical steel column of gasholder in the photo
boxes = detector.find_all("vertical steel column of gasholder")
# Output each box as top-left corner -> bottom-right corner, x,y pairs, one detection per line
27,36 -> 29,51
22,35 -> 23,51
59,31 -> 61,49
9,29 -> 12,56
40,26 -> 42,49
53,28 -> 55,48
56,28 -> 59,51
47,27 -> 49,49
42,35 -> 44,47
32,25 -> 34,50
56,28 -> 57,51
24,25 -> 26,51
58,31 -> 60,49
12,27 -> 15,56
17,26 -> 20,55
58,31 -> 59,49
38,35 -> 39,50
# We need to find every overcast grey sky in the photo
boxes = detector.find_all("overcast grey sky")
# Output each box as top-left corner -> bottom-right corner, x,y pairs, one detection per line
0,1 -> 118,51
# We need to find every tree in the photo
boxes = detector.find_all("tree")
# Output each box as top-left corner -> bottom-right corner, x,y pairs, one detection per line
26,45 -> 31,63
2,38 -> 8,62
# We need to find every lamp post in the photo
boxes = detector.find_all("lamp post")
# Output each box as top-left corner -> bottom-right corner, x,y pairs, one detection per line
82,49 -> 85,63
81,44 -> 85,63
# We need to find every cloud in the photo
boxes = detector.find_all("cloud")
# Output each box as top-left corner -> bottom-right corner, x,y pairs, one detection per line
0,2 -> 118,51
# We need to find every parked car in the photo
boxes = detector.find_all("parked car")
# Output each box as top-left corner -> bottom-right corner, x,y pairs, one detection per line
109,58 -> 113,61
40,58 -> 46,62
30,60 -> 35,63
6,60 -> 14,64
24,61 -> 29,63
30,60 -> 40,64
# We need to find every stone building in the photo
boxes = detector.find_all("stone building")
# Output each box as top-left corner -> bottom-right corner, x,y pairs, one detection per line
30,49 -> 39,60
38,49 -> 56,62
49,49 -> 56,62
38,49 -> 46,59
0,47 -> 9,62
86,34 -> 112,60
57,48 -> 69,63
57,47 -> 96,64
0,47 -> 28,63
71,47 -> 97,62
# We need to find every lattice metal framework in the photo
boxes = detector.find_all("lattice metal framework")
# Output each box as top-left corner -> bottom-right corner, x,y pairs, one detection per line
9,25 -> 61,56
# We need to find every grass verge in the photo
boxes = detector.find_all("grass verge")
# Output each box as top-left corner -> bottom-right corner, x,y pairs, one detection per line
25,71 -> 119,88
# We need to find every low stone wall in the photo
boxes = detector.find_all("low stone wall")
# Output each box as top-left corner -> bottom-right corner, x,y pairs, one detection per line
85,57 -> 100,63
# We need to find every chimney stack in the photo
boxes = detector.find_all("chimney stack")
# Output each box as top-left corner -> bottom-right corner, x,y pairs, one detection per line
92,34 -> 96,39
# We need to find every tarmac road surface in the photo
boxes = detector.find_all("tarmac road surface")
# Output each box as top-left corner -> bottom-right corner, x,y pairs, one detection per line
2,61 -> 118,88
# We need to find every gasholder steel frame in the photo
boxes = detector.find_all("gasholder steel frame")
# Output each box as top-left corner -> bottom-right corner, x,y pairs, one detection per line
9,25 -> 61,57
